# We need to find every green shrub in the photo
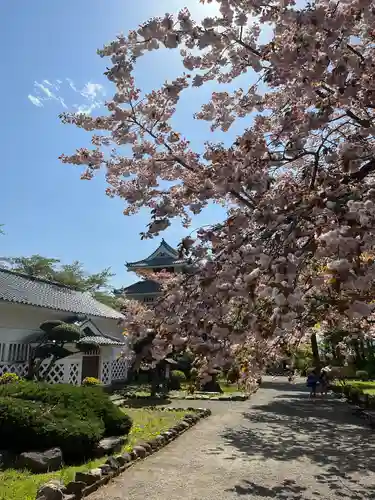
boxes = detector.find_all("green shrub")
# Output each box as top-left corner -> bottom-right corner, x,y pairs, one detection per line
168,370 -> 186,390
0,397 -> 104,459
82,377 -> 101,386
190,367 -> 198,381
0,372 -> 20,385
368,395 -> 375,410
0,381 -> 132,438
171,370 -> 186,382
355,370 -> 369,380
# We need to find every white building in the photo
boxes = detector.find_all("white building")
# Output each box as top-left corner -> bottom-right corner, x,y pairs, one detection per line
0,268 -> 131,386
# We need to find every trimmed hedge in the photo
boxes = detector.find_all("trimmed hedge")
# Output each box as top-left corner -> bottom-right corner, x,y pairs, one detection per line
332,383 -> 375,409
171,370 -> 186,382
0,381 -> 132,437
0,397 -> 104,459
0,382 -> 132,460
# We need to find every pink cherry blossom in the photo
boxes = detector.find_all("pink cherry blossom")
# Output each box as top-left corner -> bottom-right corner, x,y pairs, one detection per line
60,0 -> 375,379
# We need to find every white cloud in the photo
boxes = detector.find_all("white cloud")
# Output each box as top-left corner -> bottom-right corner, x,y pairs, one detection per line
66,78 -> 78,92
28,80 -> 67,109
35,82 -> 54,98
80,82 -> 105,101
28,78 -> 105,115
28,95 -> 43,107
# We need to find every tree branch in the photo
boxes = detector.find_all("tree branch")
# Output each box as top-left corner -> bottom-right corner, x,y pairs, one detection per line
343,158 -> 375,183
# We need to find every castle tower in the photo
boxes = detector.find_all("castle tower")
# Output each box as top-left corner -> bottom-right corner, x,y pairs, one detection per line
115,239 -> 186,304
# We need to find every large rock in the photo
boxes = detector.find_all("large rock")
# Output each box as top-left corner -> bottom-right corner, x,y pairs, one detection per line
105,456 -> 120,471
64,481 -> 86,496
132,445 -> 147,458
96,437 -> 126,456
36,480 -> 64,500
75,468 -> 102,486
17,448 -> 63,473
0,450 -> 15,470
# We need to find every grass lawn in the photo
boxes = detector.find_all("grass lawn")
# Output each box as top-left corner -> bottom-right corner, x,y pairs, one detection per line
0,407 -> 187,500
343,379 -> 375,395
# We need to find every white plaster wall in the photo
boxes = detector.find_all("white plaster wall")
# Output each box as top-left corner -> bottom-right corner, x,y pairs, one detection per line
0,301 -> 124,342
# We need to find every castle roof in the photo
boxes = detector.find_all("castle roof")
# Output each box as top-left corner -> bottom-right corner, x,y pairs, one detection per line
126,239 -> 185,270
121,279 -> 161,296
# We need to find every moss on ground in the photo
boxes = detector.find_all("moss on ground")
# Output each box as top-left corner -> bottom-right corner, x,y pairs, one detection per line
342,379 -> 375,395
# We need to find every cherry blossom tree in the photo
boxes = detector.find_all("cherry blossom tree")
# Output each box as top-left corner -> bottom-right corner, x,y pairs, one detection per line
60,0 -> 375,379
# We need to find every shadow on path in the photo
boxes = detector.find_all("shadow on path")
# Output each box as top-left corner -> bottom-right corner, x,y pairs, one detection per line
222,380 -> 375,499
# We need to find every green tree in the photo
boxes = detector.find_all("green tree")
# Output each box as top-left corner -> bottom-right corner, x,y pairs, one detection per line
93,290 -> 123,310
52,261 -> 114,292
9,255 -> 60,279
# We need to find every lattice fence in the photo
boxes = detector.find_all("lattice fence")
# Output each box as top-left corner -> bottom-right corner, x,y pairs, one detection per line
69,363 -> 80,385
111,358 -> 128,382
39,362 -> 66,384
0,360 -> 80,385
101,360 -> 111,385
0,362 -> 28,378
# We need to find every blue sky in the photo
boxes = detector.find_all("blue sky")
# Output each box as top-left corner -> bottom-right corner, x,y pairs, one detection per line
0,1 -> 253,288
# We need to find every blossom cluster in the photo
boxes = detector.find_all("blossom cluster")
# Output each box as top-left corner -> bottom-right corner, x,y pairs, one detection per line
61,0 -> 375,378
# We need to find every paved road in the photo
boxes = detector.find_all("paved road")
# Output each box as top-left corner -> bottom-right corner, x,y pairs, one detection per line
91,377 -> 375,500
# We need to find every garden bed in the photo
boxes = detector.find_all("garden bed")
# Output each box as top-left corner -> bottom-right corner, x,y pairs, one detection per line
339,379 -> 375,395
0,407 -> 188,500
118,381 -> 253,402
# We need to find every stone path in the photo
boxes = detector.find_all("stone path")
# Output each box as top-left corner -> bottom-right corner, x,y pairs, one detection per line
91,377 -> 375,500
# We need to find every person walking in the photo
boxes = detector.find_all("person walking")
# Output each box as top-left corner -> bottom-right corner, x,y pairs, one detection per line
306,369 -> 318,398
319,365 -> 331,396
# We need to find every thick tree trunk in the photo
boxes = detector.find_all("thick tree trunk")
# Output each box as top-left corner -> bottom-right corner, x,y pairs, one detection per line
310,332 -> 320,367
150,368 -> 160,397
39,356 -> 57,381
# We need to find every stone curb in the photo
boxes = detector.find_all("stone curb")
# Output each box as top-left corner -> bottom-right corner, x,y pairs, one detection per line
36,408 -> 212,499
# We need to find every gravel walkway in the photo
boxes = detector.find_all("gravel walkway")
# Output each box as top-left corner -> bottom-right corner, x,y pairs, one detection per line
90,377 -> 375,500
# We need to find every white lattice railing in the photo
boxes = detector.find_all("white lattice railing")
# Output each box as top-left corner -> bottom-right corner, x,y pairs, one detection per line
101,360 -> 111,385
0,357 -> 128,386
0,362 -> 29,378
69,362 -> 80,385
0,359 -> 82,385
111,358 -> 128,382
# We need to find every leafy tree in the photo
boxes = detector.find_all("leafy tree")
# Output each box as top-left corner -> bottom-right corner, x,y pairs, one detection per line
52,260 -> 114,292
292,344 -> 314,376
60,1 -> 375,379
9,255 -> 59,279
93,291 -> 123,310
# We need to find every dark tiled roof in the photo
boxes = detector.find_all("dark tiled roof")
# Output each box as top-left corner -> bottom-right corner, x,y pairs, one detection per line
127,257 -> 185,269
122,279 -> 161,295
0,269 -> 124,320
78,336 -> 125,346
126,239 -> 185,269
